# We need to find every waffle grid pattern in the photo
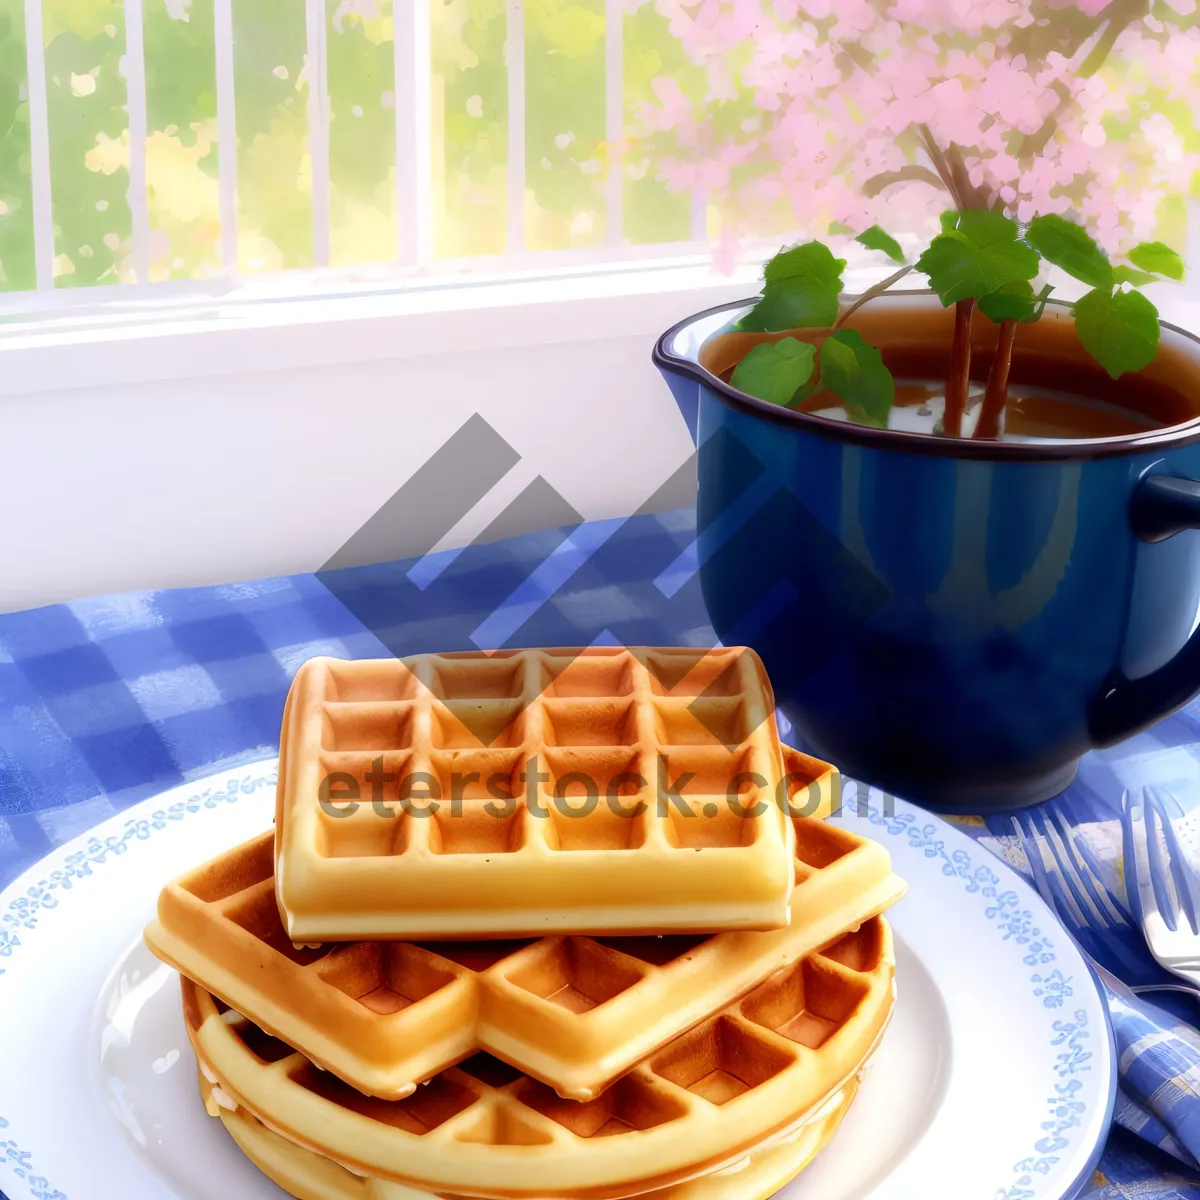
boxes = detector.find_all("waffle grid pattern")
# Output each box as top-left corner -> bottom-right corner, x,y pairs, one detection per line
276,648 -> 813,939
147,762 -> 904,1102
184,916 -> 894,1199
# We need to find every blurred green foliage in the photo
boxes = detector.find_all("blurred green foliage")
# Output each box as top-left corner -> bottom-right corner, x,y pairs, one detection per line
0,0 -> 34,290
44,0 -> 131,286
433,0 -> 507,257
144,0 -> 220,280
0,0 -> 721,291
525,0 -> 605,250
622,0 -> 695,245
232,0 -> 311,271
327,0 -> 395,265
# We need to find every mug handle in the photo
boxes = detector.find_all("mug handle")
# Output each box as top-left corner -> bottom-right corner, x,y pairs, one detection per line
1089,474 -> 1200,746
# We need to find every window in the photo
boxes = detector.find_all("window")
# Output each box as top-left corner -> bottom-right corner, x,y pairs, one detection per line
0,0 -> 733,307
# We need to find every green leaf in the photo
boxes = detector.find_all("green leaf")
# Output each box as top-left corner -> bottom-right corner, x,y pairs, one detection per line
1073,287 -> 1160,379
763,240 -> 846,290
1112,265 -> 1160,286
939,210 -> 959,234
978,280 -> 1036,324
736,283 -> 841,332
828,220 -> 855,236
729,338 -> 818,407
1025,214 -> 1112,289
818,330 -> 894,429
738,240 -> 845,332
915,209 -> 1039,306
856,225 -> 906,264
1128,241 -> 1185,281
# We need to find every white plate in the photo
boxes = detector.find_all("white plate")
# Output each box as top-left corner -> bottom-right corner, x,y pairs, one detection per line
0,762 -> 1114,1200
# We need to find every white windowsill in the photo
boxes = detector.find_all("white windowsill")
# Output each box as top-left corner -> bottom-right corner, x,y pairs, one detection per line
0,253 -> 902,398
0,257 -> 757,397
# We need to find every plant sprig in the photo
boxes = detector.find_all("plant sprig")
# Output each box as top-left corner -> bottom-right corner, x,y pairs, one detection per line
726,211 -> 1183,435
1023,213 -> 1181,378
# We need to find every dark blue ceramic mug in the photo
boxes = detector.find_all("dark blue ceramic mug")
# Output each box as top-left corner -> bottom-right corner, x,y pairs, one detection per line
654,292 -> 1200,811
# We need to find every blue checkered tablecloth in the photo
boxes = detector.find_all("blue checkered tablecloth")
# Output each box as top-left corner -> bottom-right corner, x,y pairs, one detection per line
3,508 -> 1200,1200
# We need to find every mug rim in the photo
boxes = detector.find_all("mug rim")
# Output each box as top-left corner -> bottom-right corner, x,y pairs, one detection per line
653,291 -> 1200,462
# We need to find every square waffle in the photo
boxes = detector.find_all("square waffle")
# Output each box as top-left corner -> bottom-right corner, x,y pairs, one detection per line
145,748 -> 905,1103
274,647 -> 822,940
182,916 -> 894,1200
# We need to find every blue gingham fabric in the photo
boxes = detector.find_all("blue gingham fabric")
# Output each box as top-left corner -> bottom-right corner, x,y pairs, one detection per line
3,507 -> 1200,1199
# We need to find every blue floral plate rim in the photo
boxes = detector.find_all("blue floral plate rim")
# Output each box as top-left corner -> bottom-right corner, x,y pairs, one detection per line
0,762 -> 1116,1200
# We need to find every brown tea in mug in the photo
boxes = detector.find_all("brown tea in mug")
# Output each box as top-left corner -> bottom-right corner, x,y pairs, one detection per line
796,381 -> 1162,443
700,304 -> 1194,443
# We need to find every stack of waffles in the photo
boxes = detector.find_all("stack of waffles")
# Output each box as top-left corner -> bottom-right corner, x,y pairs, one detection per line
145,647 -> 907,1200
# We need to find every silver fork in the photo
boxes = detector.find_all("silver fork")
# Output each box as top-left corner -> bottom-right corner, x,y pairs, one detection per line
1014,805 -> 1200,1000
1124,785 -> 1200,988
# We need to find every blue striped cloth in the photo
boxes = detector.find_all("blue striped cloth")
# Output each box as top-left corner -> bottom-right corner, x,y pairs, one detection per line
2,507 -> 1200,1199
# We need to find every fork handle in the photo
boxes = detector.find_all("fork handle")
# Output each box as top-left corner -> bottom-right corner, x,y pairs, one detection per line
1132,983 -> 1200,998
1090,475 -> 1200,746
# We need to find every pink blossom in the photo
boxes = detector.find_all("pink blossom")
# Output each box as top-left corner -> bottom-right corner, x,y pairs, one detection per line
631,0 -> 1200,259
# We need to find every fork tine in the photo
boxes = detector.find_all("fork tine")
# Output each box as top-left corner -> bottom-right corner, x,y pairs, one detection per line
1127,789 -> 1169,933
1125,788 -> 1200,973
1153,785 -> 1200,928
1015,813 -> 1119,971
1012,814 -> 1064,914
1147,785 -> 1200,936
1157,786 -> 1188,822
1043,807 -> 1125,928
1054,808 -> 1136,927
1036,809 -> 1102,926
1037,807 -> 1149,976
1143,786 -> 1182,934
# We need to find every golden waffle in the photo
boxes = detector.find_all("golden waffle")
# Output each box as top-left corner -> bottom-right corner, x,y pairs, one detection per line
201,1068 -> 859,1200
275,648 -> 820,940
182,917 -> 894,1200
146,749 -> 904,1102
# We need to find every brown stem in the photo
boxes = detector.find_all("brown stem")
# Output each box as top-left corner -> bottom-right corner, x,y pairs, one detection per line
861,166 -> 949,199
916,125 -> 963,210
832,264 -> 914,332
943,143 -> 995,211
943,298 -> 975,438
914,128 -> 996,212
974,319 -> 1018,440
1008,0 -> 1146,72
1015,81 -> 1072,163
1078,0 -> 1148,76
